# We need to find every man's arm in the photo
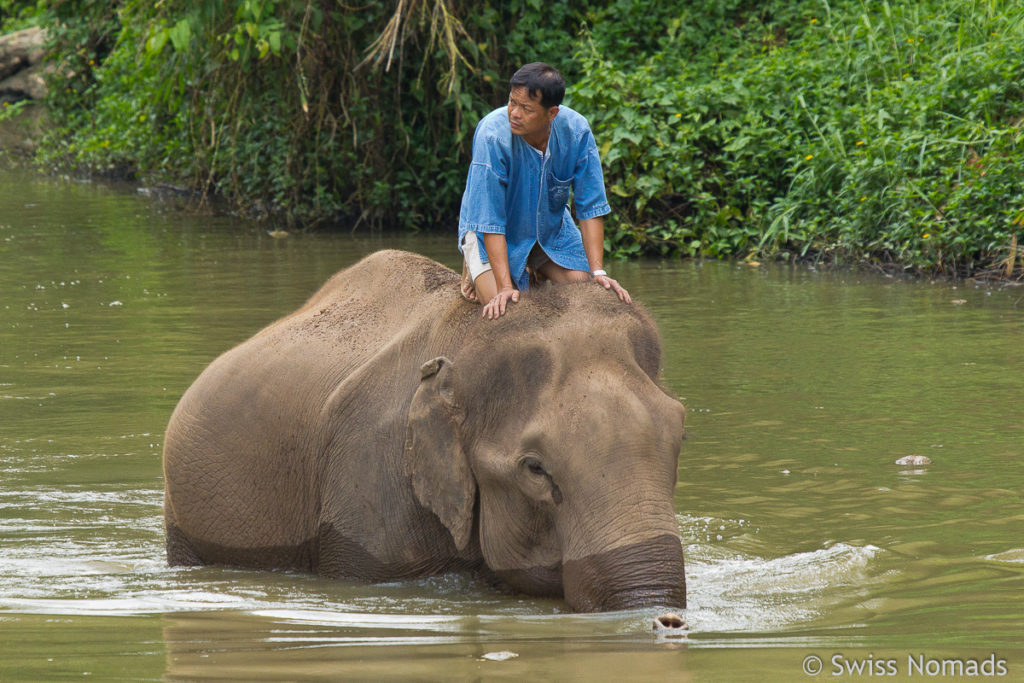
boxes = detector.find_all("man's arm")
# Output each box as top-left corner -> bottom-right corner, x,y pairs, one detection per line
579,216 -> 631,304
579,216 -> 606,274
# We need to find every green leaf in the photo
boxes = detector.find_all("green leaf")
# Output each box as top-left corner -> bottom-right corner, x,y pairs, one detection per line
168,19 -> 191,52
611,128 -> 642,145
723,136 -> 751,152
145,28 -> 168,55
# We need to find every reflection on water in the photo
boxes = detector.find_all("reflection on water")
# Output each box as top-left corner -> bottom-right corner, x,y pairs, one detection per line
2,168 -> 1023,679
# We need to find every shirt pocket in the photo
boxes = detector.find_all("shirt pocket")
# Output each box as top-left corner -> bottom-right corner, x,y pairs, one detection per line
546,170 -> 572,214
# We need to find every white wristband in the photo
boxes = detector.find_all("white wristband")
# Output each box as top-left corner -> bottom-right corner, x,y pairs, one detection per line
591,269 -> 607,278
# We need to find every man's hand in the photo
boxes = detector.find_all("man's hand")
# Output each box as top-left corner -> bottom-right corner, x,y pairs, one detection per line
482,287 -> 519,319
593,273 -> 632,304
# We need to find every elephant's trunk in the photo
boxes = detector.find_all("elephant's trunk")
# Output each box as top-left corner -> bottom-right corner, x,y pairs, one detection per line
561,533 -> 686,612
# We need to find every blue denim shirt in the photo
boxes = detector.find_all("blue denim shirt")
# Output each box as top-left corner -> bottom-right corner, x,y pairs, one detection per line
458,105 -> 611,291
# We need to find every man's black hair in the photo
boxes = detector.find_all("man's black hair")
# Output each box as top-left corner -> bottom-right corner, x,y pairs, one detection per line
509,62 -> 565,108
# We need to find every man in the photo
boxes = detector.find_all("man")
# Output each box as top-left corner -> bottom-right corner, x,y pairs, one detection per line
458,62 -> 631,319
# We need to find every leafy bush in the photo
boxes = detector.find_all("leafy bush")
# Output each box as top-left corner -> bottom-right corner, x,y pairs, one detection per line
39,1 -> 475,226
20,0 -> 1024,276
570,0 -> 1024,275
1,1 -> 47,32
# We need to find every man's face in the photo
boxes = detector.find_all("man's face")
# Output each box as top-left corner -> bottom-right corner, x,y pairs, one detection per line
507,86 -> 558,141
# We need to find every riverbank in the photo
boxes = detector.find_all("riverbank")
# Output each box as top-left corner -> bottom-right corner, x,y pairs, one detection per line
3,102 -> 1021,287
0,103 -> 44,161
3,1 -> 1022,280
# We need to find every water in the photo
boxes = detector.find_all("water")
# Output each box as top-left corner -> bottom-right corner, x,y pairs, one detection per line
2,167 -> 1023,680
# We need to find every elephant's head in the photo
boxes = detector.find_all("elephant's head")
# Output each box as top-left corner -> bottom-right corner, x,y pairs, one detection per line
404,285 -> 686,612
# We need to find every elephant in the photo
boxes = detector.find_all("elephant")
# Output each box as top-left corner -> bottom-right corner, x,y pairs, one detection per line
163,250 -> 687,612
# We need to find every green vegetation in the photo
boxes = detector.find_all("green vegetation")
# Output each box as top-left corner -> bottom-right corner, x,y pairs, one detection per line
4,0 -> 1023,277
572,0 -> 1024,277
0,1 -> 45,30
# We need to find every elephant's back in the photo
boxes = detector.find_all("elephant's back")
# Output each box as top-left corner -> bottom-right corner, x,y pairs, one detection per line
242,251 -> 463,373
163,251 -> 467,559
298,250 -> 461,323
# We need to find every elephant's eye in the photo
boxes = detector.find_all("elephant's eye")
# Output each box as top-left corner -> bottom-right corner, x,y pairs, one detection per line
524,457 -> 546,476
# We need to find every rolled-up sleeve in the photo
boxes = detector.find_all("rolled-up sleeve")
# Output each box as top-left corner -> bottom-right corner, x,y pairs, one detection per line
572,129 -> 611,220
459,161 -> 507,234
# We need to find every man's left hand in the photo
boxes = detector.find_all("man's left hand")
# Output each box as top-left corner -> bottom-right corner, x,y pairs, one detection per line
593,273 -> 632,304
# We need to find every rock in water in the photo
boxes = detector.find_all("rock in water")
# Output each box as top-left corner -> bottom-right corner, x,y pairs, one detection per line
481,651 -> 518,661
895,455 -> 932,466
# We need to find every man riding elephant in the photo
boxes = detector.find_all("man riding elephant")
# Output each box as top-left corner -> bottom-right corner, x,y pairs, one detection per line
458,62 -> 631,319
163,250 -> 686,613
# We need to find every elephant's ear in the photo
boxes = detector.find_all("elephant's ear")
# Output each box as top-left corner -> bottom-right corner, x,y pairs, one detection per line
404,356 -> 476,551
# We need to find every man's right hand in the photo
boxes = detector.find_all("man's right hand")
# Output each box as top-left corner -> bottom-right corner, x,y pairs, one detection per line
482,287 -> 519,319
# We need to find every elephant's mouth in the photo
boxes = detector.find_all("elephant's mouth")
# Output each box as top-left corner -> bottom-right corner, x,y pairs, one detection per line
492,563 -> 563,599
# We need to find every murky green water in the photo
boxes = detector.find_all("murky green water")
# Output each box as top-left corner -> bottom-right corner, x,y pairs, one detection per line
2,167 -> 1023,681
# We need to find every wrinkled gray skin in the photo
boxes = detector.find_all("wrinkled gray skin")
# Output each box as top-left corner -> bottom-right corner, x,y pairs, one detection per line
163,250 -> 686,612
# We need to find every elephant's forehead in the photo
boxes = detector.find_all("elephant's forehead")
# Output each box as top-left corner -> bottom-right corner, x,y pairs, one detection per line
471,306 -> 662,381
457,343 -> 555,417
